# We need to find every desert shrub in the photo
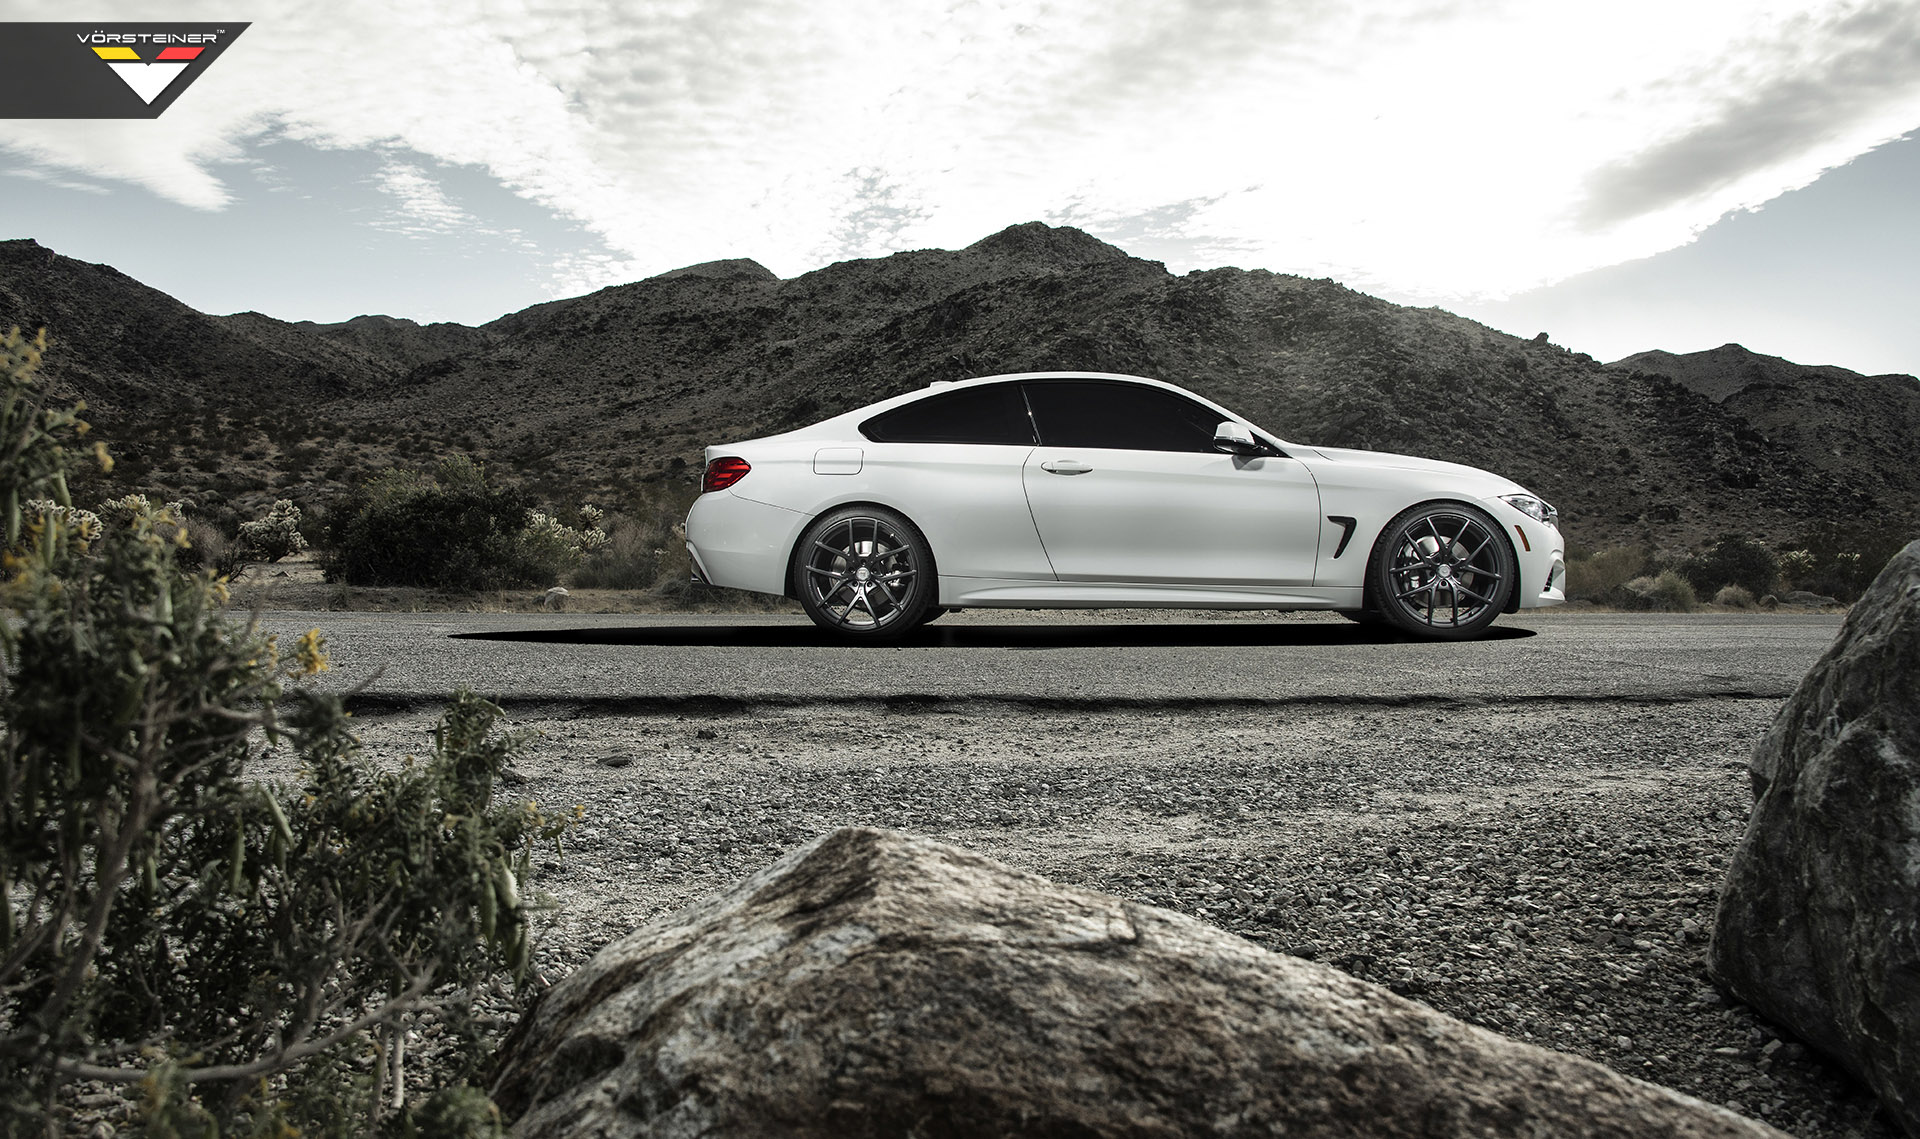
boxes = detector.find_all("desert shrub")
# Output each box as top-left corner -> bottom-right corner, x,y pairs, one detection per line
1776,522 -> 1916,602
1564,546 -> 1649,601
237,497 -> 309,562
1714,584 -> 1757,608
1619,570 -> 1697,611
1682,532 -> 1776,598
1,331 -> 559,1134
570,522 -> 662,589
177,515 -> 247,578
571,483 -> 706,594
321,457 -> 599,591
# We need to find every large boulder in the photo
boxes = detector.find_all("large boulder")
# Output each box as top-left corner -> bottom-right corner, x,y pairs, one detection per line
495,827 -> 1779,1138
1711,540 -> 1920,1136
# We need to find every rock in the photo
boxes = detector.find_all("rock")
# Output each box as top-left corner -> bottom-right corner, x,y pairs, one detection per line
543,586 -> 569,611
1778,590 -> 1839,607
495,827 -> 1781,1138
1710,541 -> 1920,1136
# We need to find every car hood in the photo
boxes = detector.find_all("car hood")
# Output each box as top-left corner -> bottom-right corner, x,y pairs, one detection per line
1294,444 -> 1518,487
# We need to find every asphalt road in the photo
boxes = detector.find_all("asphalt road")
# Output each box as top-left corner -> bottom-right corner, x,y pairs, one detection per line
253,609 -> 1844,707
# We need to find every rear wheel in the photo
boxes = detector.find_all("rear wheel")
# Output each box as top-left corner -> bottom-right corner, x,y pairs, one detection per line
793,506 -> 934,642
1367,502 -> 1515,640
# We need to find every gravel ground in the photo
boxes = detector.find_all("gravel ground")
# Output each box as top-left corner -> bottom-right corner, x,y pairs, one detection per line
325,691 -> 1896,1139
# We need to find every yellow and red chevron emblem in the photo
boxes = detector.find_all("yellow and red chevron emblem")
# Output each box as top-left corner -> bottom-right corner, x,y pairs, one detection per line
91,43 -> 205,103
0,23 -> 248,118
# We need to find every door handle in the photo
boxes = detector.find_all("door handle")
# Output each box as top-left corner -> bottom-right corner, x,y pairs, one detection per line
1040,459 -> 1093,475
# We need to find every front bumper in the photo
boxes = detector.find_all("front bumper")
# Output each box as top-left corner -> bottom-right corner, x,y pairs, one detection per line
1500,512 -> 1565,610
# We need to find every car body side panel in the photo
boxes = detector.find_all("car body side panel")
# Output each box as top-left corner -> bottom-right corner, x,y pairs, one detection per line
1301,456 -> 1517,589
683,490 -> 810,595
724,441 -> 1055,583
1022,449 -> 1323,586
1303,457 -> 1565,609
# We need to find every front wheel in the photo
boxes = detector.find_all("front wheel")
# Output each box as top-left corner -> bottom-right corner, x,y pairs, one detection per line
792,506 -> 934,642
1367,503 -> 1516,640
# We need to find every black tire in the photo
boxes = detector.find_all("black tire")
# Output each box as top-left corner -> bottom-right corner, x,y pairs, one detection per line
792,506 -> 935,642
913,607 -> 954,627
1366,502 -> 1516,640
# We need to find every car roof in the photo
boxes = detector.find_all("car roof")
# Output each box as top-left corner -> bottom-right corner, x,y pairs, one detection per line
756,371 -> 1291,450
855,371 -> 1235,421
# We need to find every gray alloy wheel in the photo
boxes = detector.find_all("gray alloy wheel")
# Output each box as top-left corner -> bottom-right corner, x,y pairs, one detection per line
793,506 -> 933,641
1366,502 -> 1516,639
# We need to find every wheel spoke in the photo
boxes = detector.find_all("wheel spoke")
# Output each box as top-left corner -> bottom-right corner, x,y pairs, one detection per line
800,513 -> 925,634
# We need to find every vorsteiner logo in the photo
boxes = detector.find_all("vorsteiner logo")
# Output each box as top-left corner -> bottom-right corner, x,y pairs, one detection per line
0,23 -> 249,118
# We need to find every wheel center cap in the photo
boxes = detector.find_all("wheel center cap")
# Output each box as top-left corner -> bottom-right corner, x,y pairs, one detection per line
856,566 -> 871,583
1437,564 -> 1454,580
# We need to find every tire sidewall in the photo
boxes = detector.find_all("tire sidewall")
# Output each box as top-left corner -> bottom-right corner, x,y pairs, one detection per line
1366,502 -> 1516,640
792,506 -> 935,641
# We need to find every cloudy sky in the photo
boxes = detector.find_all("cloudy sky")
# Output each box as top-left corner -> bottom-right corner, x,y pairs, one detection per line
3,0 -> 1917,376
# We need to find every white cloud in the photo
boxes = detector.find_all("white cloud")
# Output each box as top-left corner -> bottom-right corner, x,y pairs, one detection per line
3,0 -> 1918,302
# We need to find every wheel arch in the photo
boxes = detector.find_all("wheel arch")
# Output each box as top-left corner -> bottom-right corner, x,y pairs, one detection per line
1360,497 -> 1523,614
782,500 -> 941,601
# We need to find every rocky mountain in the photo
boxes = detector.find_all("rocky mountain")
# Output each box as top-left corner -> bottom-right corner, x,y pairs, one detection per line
1611,344 -> 1920,530
2,225 -> 1915,552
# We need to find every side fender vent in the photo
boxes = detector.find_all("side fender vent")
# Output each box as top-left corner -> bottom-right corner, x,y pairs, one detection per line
1327,516 -> 1358,559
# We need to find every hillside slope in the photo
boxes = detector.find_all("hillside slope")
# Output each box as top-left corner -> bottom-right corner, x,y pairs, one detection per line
3,226 -> 1914,551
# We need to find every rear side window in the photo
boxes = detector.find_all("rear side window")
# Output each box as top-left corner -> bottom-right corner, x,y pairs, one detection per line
1023,380 -> 1223,452
861,383 -> 1036,445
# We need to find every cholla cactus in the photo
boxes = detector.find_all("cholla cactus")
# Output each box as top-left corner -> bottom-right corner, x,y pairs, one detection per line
526,506 -> 609,559
1777,549 -> 1816,590
25,498 -> 102,542
237,498 -> 309,563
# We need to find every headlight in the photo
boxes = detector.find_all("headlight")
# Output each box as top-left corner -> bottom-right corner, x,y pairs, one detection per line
1500,493 -> 1558,527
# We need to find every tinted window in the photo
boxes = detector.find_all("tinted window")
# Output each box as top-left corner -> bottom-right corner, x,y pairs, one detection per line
1024,381 -> 1223,452
861,383 -> 1036,445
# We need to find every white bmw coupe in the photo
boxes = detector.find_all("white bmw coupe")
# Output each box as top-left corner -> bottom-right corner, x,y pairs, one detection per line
685,372 -> 1564,641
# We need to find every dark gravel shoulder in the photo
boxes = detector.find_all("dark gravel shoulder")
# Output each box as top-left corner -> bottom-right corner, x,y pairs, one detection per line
324,693 -> 1896,1139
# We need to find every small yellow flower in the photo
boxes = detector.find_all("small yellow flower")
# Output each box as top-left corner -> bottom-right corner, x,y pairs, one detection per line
295,627 -> 329,676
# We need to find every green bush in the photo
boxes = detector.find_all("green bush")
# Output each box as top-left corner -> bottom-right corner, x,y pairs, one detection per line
1,330 -> 562,1134
1682,533 -> 1776,598
321,457 -> 602,591
1564,546 -> 1648,601
1713,584 -> 1757,608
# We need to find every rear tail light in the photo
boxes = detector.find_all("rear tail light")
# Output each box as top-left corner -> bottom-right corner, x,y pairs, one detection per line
703,457 -> 751,493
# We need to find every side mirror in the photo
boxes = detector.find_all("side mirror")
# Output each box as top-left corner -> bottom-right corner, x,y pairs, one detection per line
1212,421 -> 1262,456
